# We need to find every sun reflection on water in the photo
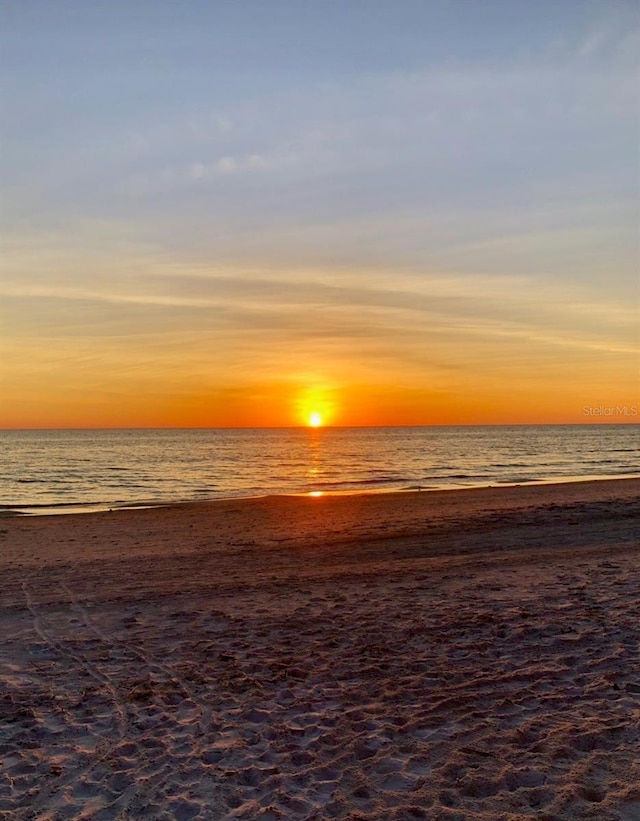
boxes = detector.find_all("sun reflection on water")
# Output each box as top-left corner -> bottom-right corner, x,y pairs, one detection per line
307,426 -> 324,494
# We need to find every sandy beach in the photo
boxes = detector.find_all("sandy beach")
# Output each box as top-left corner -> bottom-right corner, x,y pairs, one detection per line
1,479 -> 639,820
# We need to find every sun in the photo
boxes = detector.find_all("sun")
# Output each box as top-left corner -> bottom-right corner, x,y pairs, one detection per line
297,387 -> 334,427
309,412 -> 323,427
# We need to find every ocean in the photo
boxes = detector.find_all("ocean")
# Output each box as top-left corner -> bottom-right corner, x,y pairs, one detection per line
1,425 -> 638,515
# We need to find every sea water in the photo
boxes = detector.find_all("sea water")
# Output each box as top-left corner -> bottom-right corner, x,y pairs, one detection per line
1,425 -> 638,514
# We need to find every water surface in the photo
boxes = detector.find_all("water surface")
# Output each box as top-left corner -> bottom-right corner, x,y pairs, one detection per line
1,425 -> 637,514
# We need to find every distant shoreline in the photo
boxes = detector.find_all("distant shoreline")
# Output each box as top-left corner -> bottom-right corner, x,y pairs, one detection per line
3,473 -> 640,517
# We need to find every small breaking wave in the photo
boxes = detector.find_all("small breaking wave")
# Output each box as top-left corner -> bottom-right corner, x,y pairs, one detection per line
310,476 -> 409,489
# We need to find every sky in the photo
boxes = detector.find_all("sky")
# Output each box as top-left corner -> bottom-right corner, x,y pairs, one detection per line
1,0 -> 638,427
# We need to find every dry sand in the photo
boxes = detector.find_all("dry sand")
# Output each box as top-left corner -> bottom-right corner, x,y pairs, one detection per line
1,479 -> 639,820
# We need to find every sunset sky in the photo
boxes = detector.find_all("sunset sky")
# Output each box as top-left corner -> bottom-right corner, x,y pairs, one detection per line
1,0 -> 638,427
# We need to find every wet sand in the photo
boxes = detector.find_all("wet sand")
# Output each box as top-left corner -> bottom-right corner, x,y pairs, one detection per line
1,479 -> 639,820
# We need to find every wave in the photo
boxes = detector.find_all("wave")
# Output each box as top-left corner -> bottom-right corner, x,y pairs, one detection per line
16,476 -> 82,484
0,501 -> 112,510
421,473 -> 490,482
310,476 -> 408,489
495,476 -> 539,484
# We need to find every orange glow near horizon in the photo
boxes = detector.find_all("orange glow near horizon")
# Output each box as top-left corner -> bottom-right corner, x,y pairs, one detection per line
0,376 -> 638,429
0,338 -> 637,430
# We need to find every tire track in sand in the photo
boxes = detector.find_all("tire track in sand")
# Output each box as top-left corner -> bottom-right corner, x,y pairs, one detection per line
57,584 -> 215,816
19,581 -> 129,818
60,583 -> 212,736
21,581 -> 128,739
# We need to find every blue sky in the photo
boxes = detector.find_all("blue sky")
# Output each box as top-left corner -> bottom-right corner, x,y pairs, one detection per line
1,1 -> 638,426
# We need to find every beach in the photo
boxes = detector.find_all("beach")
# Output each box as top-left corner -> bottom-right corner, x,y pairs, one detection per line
1,479 -> 639,820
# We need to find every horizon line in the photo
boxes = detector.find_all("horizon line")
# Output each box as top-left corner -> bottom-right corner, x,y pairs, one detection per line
1,421 -> 638,433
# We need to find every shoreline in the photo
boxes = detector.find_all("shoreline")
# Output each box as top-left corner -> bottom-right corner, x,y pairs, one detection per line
1,478 -> 639,819
3,472 -> 640,518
